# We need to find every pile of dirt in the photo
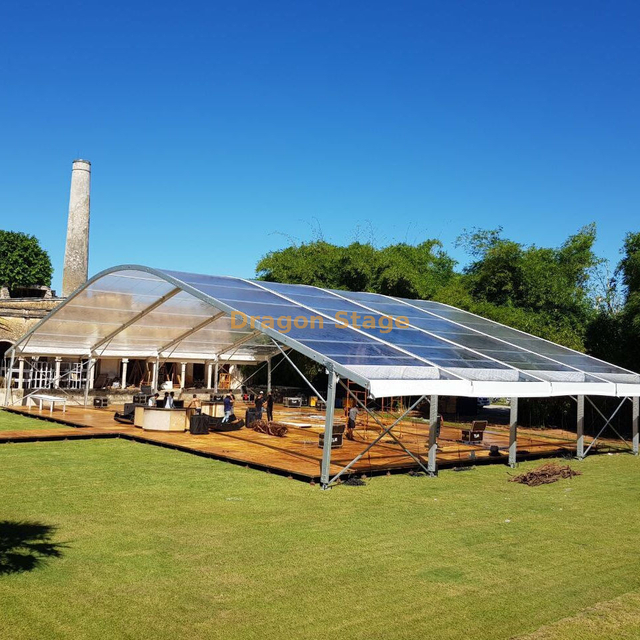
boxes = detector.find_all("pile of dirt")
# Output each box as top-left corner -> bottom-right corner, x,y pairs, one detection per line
251,420 -> 288,437
344,476 -> 367,486
509,462 -> 581,487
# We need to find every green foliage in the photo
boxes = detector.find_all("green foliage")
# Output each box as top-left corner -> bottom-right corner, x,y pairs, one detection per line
456,224 -> 599,349
585,231 -> 640,370
0,230 -> 53,292
619,231 -> 640,294
256,239 -> 456,300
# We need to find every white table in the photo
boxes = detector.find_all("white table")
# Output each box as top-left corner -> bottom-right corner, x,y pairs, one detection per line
28,394 -> 67,414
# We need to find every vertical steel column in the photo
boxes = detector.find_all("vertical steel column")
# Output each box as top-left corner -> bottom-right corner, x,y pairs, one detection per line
509,397 -> 518,468
576,395 -> 585,460
214,362 -> 219,393
428,395 -> 438,475
320,367 -> 338,489
267,357 -> 272,394
633,396 -> 639,456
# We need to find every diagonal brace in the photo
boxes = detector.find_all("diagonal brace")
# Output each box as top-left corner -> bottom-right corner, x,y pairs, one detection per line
328,394 -> 427,487
585,396 -> 632,449
582,397 -> 628,457
339,380 -> 430,476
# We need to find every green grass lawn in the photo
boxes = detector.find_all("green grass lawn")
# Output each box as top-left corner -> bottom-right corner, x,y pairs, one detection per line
0,410 -> 68,432
1,412 -> 640,640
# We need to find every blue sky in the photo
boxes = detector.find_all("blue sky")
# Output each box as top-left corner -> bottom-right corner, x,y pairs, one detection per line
1,0 -> 638,294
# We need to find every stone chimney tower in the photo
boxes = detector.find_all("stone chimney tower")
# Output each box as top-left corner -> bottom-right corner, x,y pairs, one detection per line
62,159 -> 91,297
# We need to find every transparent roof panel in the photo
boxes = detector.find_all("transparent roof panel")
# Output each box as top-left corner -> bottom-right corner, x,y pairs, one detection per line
400,298 -> 639,381
14,266 -> 639,395
327,289 -> 605,383
255,280 -> 515,375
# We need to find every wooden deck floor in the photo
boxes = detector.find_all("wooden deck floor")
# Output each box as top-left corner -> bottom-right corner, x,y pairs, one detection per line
1,400 -> 599,481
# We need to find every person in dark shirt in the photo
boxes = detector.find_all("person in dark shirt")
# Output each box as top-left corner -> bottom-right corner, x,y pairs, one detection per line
255,392 -> 264,419
222,394 -> 233,423
266,391 -> 274,422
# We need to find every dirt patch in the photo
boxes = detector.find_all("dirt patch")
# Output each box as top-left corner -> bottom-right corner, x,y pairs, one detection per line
509,462 -> 581,487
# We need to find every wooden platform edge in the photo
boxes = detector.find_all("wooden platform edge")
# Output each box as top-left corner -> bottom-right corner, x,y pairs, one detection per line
1,407 -> 612,485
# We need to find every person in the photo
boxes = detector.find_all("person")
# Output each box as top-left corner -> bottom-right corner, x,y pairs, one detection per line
255,391 -> 264,420
266,391 -> 274,422
165,391 -> 175,409
187,394 -> 202,414
222,393 -> 233,423
162,392 -> 170,408
346,405 -> 358,440
148,393 -> 159,407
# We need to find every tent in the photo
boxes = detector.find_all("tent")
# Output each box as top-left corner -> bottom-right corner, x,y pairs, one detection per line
5,265 -> 640,486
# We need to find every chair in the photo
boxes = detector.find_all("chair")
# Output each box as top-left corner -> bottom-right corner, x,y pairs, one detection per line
461,420 -> 487,443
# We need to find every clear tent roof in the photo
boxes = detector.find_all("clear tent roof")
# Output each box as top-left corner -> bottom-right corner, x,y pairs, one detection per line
12,265 -> 640,398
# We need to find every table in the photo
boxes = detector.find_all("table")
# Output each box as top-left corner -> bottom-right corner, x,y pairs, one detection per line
134,406 -> 189,432
28,394 -> 67,414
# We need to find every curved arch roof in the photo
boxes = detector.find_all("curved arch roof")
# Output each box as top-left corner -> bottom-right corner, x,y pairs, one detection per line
12,265 -> 640,398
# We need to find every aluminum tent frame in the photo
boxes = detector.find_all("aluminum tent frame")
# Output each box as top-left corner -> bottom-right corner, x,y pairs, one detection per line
7,264 -> 640,400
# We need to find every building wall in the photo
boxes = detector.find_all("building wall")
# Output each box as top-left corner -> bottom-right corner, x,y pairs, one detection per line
0,298 -> 62,346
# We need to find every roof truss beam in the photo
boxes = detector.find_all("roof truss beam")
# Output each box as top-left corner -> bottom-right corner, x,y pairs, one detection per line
158,311 -> 226,355
91,287 -> 182,352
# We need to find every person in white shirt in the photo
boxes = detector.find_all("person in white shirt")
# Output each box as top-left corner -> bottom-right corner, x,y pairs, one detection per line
148,393 -> 159,407
165,392 -> 175,409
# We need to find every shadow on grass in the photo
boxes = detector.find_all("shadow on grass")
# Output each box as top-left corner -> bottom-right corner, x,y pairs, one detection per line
0,520 -> 66,575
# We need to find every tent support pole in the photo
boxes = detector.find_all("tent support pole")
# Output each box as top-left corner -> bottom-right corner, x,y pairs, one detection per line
576,395 -> 585,460
267,357 -> 272,394
632,397 -> 639,456
509,398 -> 518,468
428,395 -> 438,475
320,367 -> 338,489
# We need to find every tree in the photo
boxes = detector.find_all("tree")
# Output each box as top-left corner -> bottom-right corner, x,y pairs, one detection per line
256,239 -> 456,299
585,231 -> 640,370
456,224 -> 599,349
616,232 -> 640,369
0,231 -> 53,293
